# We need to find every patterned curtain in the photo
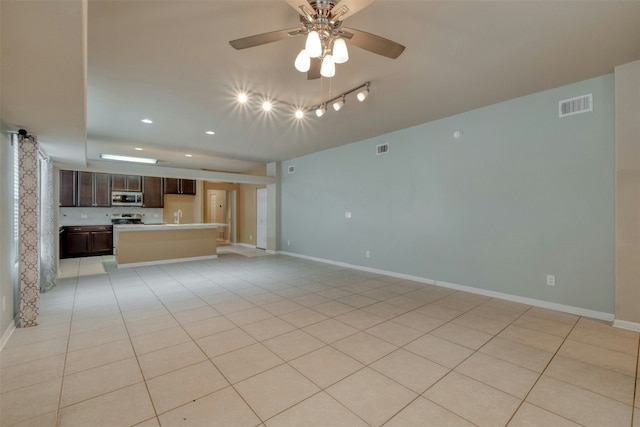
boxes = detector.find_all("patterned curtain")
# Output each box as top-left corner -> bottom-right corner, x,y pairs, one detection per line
18,134 -> 40,327
39,153 -> 56,292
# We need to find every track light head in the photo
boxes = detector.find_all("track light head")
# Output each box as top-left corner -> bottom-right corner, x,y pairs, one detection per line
315,104 -> 327,117
333,96 -> 345,111
356,85 -> 370,102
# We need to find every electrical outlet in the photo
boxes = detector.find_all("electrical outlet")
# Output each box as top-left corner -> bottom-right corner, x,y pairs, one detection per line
345,212 -> 352,219
80,214 -> 87,219
287,240 -> 290,246
2,296 -> 6,311
250,235 -> 253,241
365,250 -> 371,258
546,275 -> 555,286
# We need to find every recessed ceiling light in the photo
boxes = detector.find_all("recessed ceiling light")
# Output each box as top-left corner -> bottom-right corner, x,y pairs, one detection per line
185,154 -> 193,157
100,154 -> 158,164
237,93 -> 248,104
295,109 -> 304,119
262,101 -> 272,112
141,118 -> 153,124
134,147 -> 143,151
205,131 -> 215,135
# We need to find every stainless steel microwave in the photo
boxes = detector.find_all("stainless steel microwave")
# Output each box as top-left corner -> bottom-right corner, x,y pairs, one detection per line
111,191 -> 143,206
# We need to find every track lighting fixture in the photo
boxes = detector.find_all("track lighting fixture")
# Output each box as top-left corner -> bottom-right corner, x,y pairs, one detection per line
233,82 -> 369,120
312,82 -> 370,118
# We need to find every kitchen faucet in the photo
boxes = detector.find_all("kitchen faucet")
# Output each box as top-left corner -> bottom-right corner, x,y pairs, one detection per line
175,209 -> 183,224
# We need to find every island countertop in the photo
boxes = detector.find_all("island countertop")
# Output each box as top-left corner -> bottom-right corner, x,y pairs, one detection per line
114,223 -> 228,232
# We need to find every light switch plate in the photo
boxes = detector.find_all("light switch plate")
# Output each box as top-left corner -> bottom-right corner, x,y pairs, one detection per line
345,212 -> 352,219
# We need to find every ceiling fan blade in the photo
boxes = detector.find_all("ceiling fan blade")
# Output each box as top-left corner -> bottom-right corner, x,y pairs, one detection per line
307,57 -> 321,80
229,28 -> 300,50
285,0 -> 315,21
332,0 -> 374,21
342,27 -> 405,59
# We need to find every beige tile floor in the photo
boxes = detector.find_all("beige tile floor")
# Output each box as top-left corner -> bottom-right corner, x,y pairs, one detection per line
1,253 -> 639,426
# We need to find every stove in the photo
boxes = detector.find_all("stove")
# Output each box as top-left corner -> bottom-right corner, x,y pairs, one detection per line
110,213 -> 143,225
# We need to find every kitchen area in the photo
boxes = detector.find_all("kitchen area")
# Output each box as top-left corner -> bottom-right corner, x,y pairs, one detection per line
58,171 -> 227,268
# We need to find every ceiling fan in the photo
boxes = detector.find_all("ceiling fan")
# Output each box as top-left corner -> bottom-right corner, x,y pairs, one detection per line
229,0 -> 405,79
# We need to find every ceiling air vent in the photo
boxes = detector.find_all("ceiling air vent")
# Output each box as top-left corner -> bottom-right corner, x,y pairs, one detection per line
376,143 -> 389,155
287,165 -> 295,174
559,94 -> 593,118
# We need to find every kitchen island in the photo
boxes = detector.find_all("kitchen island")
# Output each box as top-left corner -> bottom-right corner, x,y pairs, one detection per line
113,223 -> 227,267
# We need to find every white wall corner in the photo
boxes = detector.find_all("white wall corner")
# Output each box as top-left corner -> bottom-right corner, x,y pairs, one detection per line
0,316 -> 17,352
612,319 -> 640,332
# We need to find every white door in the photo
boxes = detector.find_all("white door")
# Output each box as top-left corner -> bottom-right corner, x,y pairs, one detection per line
229,190 -> 237,243
256,188 -> 267,249
209,194 -> 217,223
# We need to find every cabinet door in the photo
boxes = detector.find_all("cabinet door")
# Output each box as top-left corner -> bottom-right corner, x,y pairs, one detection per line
114,174 -> 142,191
66,230 -> 91,257
142,176 -> 163,208
181,179 -> 196,195
111,174 -> 127,191
93,173 -> 112,206
59,170 -> 77,207
76,172 -> 94,207
126,175 -> 142,192
163,178 -> 179,194
91,231 -> 113,255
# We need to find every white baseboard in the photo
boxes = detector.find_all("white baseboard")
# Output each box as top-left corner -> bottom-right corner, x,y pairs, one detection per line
0,316 -> 17,352
612,319 -> 640,332
278,251 -> 614,322
116,255 -> 218,269
236,243 -> 256,249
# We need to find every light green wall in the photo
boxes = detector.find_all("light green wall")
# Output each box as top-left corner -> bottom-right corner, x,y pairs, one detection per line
281,74 -> 615,313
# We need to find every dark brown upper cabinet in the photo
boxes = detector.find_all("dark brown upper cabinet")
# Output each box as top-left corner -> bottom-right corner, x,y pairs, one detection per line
111,174 -> 142,192
77,172 -> 111,207
163,178 -> 196,195
142,176 -> 163,208
59,170 -> 77,207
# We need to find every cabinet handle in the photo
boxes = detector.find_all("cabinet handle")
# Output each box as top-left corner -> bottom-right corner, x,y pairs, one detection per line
73,228 -> 81,231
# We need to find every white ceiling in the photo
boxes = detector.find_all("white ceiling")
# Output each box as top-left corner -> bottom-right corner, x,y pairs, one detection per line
2,0 -> 639,174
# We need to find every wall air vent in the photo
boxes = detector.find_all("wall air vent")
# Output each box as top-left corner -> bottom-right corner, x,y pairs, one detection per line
287,165 -> 295,174
559,94 -> 593,117
376,143 -> 389,155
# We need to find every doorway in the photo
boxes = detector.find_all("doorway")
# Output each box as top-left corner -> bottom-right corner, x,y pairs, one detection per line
256,188 -> 267,250
206,189 -> 231,245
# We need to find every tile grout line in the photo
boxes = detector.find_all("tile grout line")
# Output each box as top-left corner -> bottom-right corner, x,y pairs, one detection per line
53,270 -> 80,427
502,311 -> 583,426
133,262 -> 266,425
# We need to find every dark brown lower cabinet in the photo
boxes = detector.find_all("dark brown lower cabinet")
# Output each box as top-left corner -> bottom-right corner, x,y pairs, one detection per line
62,225 -> 113,258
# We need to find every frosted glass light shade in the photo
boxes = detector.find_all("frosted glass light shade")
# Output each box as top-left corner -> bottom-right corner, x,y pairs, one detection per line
320,55 -> 335,78
294,49 -> 311,72
333,38 -> 349,64
315,104 -> 327,117
305,31 -> 322,58
356,87 -> 369,101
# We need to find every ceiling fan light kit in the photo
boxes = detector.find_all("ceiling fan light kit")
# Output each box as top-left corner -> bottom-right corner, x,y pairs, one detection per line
295,49 -> 311,72
229,0 -> 405,80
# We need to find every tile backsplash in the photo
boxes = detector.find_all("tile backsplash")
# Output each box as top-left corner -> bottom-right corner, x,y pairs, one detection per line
59,207 -> 164,226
